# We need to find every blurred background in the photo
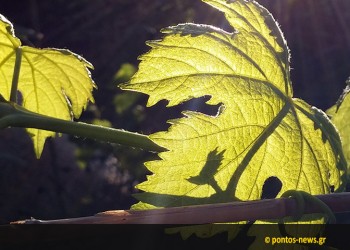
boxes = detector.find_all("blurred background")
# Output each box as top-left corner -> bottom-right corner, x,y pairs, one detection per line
0,0 -> 350,224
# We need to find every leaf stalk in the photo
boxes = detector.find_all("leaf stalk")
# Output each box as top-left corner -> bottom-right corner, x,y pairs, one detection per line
0,101 -> 165,153
10,47 -> 22,103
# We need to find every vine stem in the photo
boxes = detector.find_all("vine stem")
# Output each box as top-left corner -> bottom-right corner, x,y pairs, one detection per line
11,193 -> 350,224
0,101 -> 165,153
10,47 -> 22,103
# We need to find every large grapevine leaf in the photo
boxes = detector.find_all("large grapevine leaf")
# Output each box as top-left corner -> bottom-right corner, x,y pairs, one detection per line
0,14 -> 95,157
121,0 -> 346,227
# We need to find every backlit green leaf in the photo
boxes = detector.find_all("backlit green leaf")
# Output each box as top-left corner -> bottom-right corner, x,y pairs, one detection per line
122,0 -> 346,210
0,14 -> 95,157
120,0 -> 347,240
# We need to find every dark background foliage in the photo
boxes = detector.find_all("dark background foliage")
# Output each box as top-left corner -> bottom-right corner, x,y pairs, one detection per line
0,0 -> 350,225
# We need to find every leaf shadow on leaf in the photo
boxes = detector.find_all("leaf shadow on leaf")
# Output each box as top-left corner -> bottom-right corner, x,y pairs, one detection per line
224,101 -> 291,199
135,102 -> 299,208
187,148 -> 225,194
133,148 -> 242,208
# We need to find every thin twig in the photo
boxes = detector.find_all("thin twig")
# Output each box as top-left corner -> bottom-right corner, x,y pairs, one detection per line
12,193 -> 350,224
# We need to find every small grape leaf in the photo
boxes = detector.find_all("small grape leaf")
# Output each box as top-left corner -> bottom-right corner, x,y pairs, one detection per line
327,79 -> 350,176
0,14 -> 95,157
120,0 -> 347,237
